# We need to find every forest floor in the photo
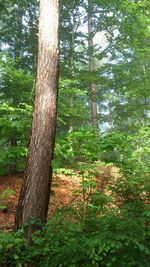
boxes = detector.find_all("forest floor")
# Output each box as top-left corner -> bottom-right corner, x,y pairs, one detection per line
0,165 -> 119,231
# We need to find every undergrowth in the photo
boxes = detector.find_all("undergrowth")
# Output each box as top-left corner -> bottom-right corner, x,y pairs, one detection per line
0,163 -> 149,267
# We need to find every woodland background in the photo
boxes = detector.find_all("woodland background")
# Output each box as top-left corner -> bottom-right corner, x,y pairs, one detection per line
0,0 -> 150,266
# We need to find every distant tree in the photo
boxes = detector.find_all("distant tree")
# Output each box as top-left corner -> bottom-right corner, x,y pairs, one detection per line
0,0 -> 38,71
87,0 -> 98,128
15,0 -> 60,241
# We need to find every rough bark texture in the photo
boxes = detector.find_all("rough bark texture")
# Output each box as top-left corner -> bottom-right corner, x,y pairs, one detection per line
15,0 -> 60,239
88,0 -> 98,128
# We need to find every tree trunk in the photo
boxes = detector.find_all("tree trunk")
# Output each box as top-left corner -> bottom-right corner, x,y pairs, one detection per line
15,2 -> 23,60
15,0 -> 60,241
69,12 -> 76,131
88,0 -> 98,128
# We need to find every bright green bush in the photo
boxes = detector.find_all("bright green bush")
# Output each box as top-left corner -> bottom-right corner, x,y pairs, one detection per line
0,168 -> 149,267
0,207 -> 149,267
0,230 -> 27,267
54,127 -> 101,166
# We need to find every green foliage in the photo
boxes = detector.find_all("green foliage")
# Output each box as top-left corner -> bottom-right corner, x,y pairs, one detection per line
0,164 -> 149,266
99,125 -> 150,167
0,56 -> 33,175
0,1 -> 150,265
54,125 -> 150,169
130,125 -> 150,169
99,131 -> 128,163
0,188 -> 14,201
54,127 -> 100,166
0,230 -> 27,267
54,168 -> 75,176
0,206 -> 149,267
0,188 -> 14,212
0,102 -> 32,175
0,1 -> 38,70
0,56 -> 34,105
1,0 -> 150,175
57,79 -> 89,130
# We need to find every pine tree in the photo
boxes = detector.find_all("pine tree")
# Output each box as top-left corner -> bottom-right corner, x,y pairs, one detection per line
15,0 -> 60,241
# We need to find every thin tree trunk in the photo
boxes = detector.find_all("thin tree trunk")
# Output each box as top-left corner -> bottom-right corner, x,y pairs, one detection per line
15,0 -> 60,242
15,2 -> 23,59
69,13 -> 76,131
88,0 -> 98,128
28,2 -> 38,73
142,65 -> 148,125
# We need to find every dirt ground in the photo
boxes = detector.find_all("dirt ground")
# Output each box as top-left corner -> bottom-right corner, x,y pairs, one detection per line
0,173 -> 81,231
0,166 -> 117,231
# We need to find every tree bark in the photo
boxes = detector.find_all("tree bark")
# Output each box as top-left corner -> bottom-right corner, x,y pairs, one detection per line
15,0 -> 60,241
88,0 -> 98,128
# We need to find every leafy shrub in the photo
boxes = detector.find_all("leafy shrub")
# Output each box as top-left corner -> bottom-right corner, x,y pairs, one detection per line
99,125 -> 150,168
0,102 -> 32,175
0,188 -> 14,212
0,230 -> 27,267
99,131 -> 128,163
54,127 -> 101,165
0,170 -> 149,267
1,206 -> 149,267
